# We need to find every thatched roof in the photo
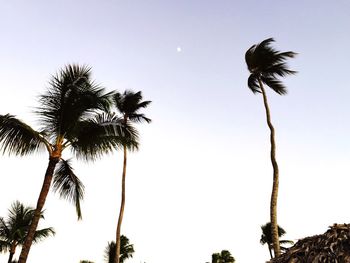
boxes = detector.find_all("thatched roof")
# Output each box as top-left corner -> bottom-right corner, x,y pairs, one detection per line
269,224 -> 350,263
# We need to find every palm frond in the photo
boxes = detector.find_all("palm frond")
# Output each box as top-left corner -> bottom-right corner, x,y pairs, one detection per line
0,114 -> 47,156
0,217 -> 10,236
280,239 -> 294,245
120,235 -> 135,262
0,239 -> 10,253
36,64 -> 113,138
247,74 -> 261,94
261,76 -> 287,95
263,63 -> 297,78
32,227 -> 55,243
136,100 -> 152,110
245,38 -> 276,73
52,159 -> 84,219
104,241 -> 116,263
70,112 -> 139,161
104,236 -> 134,263
128,113 -> 152,124
113,90 -> 152,118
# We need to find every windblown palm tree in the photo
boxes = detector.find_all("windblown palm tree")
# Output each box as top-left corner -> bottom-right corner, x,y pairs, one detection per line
260,222 -> 294,259
112,90 -> 151,263
211,250 -> 235,263
0,65 -> 132,263
104,235 -> 135,263
245,38 -> 296,256
0,201 -> 55,263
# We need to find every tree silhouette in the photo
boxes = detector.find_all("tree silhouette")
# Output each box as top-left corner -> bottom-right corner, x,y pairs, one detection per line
211,250 -> 235,263
0,201 -> 54,263
111,90 -> 151,263
260,222 -> 294,258
104,235 -> 135,263
245,38 -> 296,256
0,65 -> 132,262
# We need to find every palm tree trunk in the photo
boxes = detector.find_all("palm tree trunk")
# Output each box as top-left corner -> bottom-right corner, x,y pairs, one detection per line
258,79 -> 281,257
115,145 -> 127,263
8,242 -> 16,263
268,244 -> 274,259
18,156 -> 60,263
8,252 -> 14,263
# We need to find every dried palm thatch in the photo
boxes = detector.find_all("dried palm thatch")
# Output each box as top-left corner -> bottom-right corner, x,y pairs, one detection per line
269,224 -> 350,263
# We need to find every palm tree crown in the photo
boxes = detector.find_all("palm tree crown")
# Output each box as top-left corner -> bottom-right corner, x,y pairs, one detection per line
260,222 -> 294,259
211,250 -> 235,263
245,38 -> 297,95
104,236 -> 135,263
113,90 -> 151,125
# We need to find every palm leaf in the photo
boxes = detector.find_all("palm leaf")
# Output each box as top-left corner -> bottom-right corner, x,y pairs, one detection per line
120,235 -> 135,262
263,63 -> 297,78
247,74 -> 261,94
104,236 -> 134,263
0,217 -> 10,237
128,113 -> 152,124
52,159 -> 84,219
0,239 -> 9,253
36,64 -> 113,137
0,114 -> 47,156
104,241 -> 116,263
260,76 -> 287,95
70,112 -> 139,161
32,227 -> 55,243
113,90 -> 151,117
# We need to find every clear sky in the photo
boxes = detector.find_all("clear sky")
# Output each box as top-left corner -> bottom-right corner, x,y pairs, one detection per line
1,0 -> 350,262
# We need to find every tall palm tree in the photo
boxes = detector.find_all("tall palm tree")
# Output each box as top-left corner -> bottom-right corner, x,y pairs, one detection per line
211,250 -> 235,263
0,65 -> 132,263
104,235 -> 135,263
245,38 -> 296,256
0,201 -> 55,263
112,90 -> 151,263
260,222 -> 294,259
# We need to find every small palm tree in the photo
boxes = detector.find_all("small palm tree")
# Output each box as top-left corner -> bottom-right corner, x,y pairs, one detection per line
104,235 -> 135,263
112,90 -> 151,263
211,250 -> 235,263
245,38 -> 296,256
0,201 -> 55,263
260,222 -> 294,259
0,65 -> 132,263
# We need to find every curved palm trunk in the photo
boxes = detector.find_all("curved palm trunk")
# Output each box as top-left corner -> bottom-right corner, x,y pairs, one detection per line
115,146 -> 127,263
18,156 -> 60,263
259,79 -> 281,257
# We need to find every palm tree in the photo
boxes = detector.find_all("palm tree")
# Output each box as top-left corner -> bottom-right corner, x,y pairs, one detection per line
112,90 -> 151,263
104,235 -> 135,263
260,222 -> 294,259
211,250 -> 235,263
0,65 -> 132,263
0,201 -> 55,263
245,38 -> 297,256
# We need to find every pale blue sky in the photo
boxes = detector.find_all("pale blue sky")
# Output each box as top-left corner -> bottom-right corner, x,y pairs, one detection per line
1,1 -> 350,262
